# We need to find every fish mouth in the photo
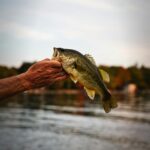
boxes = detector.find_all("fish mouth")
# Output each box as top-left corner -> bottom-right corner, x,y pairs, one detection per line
53,47 -> 60,58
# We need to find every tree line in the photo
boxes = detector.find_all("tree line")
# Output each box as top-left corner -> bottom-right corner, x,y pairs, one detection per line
0,62 -> 150,90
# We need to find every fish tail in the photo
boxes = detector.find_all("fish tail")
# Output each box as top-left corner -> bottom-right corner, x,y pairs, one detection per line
101,92 -> 118,113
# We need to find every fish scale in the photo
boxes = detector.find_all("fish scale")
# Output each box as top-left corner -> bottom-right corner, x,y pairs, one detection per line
52,47 -> 118,113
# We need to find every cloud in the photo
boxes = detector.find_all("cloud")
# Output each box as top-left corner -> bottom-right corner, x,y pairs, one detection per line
61,0 -> 144,13
0,0 -> 149,67
61,0 -> 116,11
0,20 -> 53,41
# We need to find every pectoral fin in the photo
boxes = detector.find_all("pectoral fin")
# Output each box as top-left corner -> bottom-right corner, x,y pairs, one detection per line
70,75 -> 78,83
84,87 -> 95,100
99,69 -> 110,83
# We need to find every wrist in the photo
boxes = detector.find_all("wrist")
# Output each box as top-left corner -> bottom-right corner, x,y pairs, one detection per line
17,72 -> 32,90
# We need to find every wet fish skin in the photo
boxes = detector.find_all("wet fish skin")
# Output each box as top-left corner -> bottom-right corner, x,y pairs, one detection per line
52,47 -> 117,113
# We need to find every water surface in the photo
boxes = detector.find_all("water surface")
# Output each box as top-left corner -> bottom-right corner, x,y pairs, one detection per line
0,91 -> 150,150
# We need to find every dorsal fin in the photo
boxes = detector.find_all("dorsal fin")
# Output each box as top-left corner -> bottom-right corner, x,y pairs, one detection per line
99,69 -> 110,83
84,54 -> 96,65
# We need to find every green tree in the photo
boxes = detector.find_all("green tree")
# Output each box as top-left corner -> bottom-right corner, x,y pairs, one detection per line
128,66 -> 146,89
141,66 -> 150,89
0,66 -> 18,79
18,62 -> 35,73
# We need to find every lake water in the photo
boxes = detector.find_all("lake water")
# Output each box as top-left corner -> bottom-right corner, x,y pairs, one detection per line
0,91 -> 150,150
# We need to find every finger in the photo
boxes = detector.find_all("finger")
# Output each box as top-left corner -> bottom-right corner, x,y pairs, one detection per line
49,60 -> 62,68
44,58 -> 50,61
39,60 -> 62,69
48,68 -> 63,74
55,75 -> 68,81
46,74 -> 68,85
52,72 -> 68,78
40,58 -> 50,62
51,57 -> 62,62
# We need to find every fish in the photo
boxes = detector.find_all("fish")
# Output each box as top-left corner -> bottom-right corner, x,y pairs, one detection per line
52,47 -> 117,113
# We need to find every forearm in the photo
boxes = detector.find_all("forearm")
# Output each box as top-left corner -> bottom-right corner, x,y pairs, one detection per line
0,59 -> 68,100
0,73 -> 30,100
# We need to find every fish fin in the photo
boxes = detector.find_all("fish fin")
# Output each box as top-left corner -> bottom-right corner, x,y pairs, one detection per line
102,97 -> 118,113
70,75 -> 78,83
84,54 -> 96,65
102,100 -> 111,113
99,69 -> 110,83
84,87 -> 95,100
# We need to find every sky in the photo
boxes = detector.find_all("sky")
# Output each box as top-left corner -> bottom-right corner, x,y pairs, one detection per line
0,0 -> 149,67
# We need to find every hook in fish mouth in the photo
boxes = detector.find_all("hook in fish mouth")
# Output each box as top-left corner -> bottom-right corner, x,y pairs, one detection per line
53,47 -> 60,58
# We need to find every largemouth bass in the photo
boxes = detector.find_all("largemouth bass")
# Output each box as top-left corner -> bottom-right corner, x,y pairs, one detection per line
52,47 -> 117,113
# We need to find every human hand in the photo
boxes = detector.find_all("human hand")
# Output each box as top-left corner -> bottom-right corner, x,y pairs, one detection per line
19,59 -> 68,90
